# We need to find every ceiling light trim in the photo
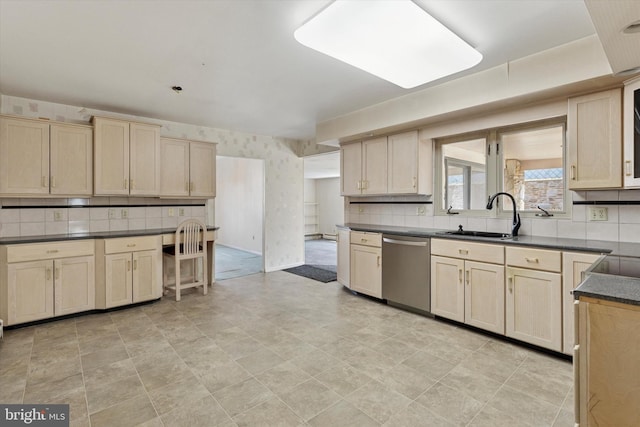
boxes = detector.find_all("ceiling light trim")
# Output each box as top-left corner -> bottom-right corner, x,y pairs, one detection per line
294,0 -> 482,89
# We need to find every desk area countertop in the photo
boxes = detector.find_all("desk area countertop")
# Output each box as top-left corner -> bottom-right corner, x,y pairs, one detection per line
574,255 -> 640,306
0,226 -> 219,245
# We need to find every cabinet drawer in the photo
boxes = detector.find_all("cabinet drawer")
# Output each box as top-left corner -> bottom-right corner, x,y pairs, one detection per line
506,246 -> 561,272
350,231 -> 381,248
7,240 -> 94,263
104,236 -> 159,254
431,239 -> 504,264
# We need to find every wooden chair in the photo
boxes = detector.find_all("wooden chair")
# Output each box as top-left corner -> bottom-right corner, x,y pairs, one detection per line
163,218 -> 208,301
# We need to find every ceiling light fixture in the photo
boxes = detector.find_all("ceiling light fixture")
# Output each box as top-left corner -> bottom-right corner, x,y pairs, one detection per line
294,0 -> 482,89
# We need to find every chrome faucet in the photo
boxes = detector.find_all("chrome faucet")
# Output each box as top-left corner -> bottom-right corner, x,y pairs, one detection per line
486,192 -> 521,237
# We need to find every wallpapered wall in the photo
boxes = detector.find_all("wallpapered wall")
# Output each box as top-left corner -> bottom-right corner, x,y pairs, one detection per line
0,95 -> 304,272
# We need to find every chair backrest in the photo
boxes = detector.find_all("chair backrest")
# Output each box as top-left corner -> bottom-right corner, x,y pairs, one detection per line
175,218 -> 206,256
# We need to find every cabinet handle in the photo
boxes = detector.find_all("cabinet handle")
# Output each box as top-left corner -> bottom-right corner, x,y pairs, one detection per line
51,176 -> 56,188
570,165 -> 576,180
134,260 -> 137,270
124,179 -> 128,189
525,257 -> 539,263
55,268 -> 59,280
42,176 -> 47,187
626,160 -> 632,177
361,238 -> 367,243
127,260 -> 131,271
46,268 -> 52,280
458,249 -> 468,255
190,181 -> 194,192
377,255 -> 381,267
126,243 -> 136,248
186,182 -> 190,192
465,269 -> 469,285
413,177 -> 417,189
130,179 -> 134,189
508,276 -> 513,293
458,269 -> 463,283
46,249 -> 59,254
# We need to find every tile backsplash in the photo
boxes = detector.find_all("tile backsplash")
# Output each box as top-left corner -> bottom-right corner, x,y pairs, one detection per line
0,197 -> 207,238
345,190 -> 640,244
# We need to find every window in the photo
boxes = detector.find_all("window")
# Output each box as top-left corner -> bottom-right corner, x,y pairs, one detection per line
435,118 -> 567,216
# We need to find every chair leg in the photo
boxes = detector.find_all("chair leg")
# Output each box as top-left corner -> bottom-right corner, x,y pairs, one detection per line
202,257 -> 208,295
175,258 -> 181,302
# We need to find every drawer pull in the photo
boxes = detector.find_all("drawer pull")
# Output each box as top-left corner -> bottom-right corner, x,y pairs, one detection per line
126,244 -> 136,248
458,249 -> 468,255
361,238 -> 367,243
46,250 -> 59,254
525,257 -> 539,263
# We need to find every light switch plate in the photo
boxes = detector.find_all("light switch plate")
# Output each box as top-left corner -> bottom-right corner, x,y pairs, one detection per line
589,207 -> 608,221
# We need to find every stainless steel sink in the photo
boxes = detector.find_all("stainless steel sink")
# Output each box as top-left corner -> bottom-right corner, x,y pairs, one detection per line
438,230 -> 511,239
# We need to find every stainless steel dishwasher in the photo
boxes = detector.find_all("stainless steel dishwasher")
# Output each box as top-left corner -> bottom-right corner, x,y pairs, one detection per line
382,234 -> 431,315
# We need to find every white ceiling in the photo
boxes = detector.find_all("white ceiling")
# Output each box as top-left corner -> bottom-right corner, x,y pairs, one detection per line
0,0 -> 601,142
304,151 -> 340,179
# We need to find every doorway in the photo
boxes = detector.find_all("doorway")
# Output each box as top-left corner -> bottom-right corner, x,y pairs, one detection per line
215,156 -> 265,280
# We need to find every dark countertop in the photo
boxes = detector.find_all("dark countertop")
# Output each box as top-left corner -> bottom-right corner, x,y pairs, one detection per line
0,226 -> 220,245
340,223 -> 640,257
574,272 -> 640,306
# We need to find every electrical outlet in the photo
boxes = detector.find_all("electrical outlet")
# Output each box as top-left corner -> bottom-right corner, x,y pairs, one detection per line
179,208 -> 185,216
108,208 -> 117,219
589,207 -> 608,221
416,206 -> 426,216
54,210 -> 63,221
121,209 -> 128,219
168,208 -> 175,217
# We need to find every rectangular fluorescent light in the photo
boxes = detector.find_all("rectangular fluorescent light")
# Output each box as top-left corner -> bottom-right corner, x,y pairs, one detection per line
294,0 -> 482,89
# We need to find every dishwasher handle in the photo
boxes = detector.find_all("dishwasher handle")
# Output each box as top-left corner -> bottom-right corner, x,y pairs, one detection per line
382,237 -> 428,247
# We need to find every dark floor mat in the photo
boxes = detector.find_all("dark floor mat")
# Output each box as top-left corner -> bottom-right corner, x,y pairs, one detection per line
283,264 -> 337,283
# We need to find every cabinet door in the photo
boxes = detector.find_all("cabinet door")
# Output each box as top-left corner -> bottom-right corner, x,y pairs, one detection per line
105,253 -> 133,308
189,141 -> 216,198
0,117 -> 50,195
350,244 -> 381,298
340,143 -> 362,195
362,137 -> 387,194
337,228 -> 350,287
568,88 -> 622,189
132,249 -> 160,303
506,267 -> 562,351
50,124 -> 93,196
7,260 -> 54,324
129,123 -> 160,196
623,78 -> 640,187
54,256 -> 95,316
94,118 -> 130,195
160,138 -> 190,197
562,252 -> 599,355
387,131 -> 418,194
430,255 -> 464,322
465,261 -> 505,334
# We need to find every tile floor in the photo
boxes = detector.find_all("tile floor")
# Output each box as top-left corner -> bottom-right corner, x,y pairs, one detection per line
0,272 -> 574,426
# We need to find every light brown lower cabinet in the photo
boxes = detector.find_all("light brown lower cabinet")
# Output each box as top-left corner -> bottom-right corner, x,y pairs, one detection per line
349,231 -> 381,298
576,297 -> 640,426
337,228 -> 350,287
96,236 -> 162,309
0,241 -> 95,326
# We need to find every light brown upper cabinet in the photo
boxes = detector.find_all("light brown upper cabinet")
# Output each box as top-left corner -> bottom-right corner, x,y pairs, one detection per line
568,88 -> 622,189
0,115 -> 93,197
93,116 -> 161,196
623,77 -> 640,188
341,131 -> 431,196
160,137 -> 216,198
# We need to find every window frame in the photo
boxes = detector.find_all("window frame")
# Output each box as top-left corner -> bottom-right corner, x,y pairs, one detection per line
434,117 -> 570,219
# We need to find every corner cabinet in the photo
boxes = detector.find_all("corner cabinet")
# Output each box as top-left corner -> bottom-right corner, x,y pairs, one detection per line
95,235 -> 162,309
93,116 -> 161,196
0,240 -> 95,326
349,231 -> 381,298
568,88 -> 622,189
0,115 -> 93,197
160,137 -> 217,198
